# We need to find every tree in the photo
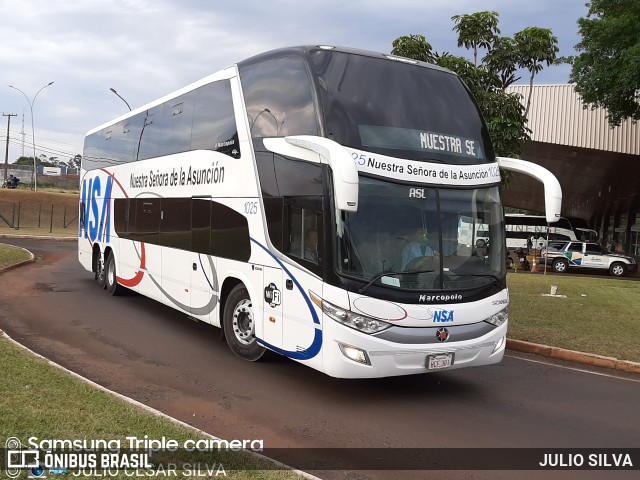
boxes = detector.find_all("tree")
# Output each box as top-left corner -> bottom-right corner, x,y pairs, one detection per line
451,11 -> 500,66
514,27 -> 559,117
482,36 -> 521,90
569,0 -> 640,126
68,154 -> 82,170
14,156 -> 36,166
391,34 -> 436,63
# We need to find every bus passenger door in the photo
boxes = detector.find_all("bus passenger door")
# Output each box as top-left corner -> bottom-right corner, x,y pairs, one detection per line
191,198 -> 216,324
280,203 -> 323,355
262,266 -> 283,347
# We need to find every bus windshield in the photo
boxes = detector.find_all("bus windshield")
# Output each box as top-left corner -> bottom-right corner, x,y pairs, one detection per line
310,50 -> 494,164
337,176 -> 505,291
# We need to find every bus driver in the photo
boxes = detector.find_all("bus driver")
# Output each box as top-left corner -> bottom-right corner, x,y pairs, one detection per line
401,227 -> 436,270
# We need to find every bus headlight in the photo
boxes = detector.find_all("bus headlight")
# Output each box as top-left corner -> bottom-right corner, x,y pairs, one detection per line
484,307 -> 508,327
310,292 -> 392,334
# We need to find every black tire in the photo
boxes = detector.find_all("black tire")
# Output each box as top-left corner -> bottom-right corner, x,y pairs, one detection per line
223,284 -> 266,361
105,253 -> 123,295
552,258 -> 568,274
476,239 -> 486,248
609,262 -> 626,277
96,253 -> 107,289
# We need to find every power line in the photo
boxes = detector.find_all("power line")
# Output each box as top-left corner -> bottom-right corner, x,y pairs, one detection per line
8,127 -> 83,149
7,136 -> 81,159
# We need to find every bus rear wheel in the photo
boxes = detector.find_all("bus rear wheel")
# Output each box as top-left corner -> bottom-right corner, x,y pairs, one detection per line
105,253 -> 123,295
96,253 -> 107,289
223,284 -> 266,361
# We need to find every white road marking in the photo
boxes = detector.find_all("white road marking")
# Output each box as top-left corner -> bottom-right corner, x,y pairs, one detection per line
505,354 -> 640,383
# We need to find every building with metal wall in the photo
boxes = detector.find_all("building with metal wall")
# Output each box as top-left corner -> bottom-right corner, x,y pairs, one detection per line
504,84 -> 640,257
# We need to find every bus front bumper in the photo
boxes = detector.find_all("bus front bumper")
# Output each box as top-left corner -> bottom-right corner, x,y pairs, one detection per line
321,320 -> 507,379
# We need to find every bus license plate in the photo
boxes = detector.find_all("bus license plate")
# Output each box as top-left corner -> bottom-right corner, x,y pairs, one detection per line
427,353 -> 454,370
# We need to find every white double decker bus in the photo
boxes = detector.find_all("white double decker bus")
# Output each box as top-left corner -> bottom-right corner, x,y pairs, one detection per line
505,214 -> 598,250
79,45 -> 561,378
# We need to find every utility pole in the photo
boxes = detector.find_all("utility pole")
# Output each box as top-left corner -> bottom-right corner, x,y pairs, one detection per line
20,112 -> 25,158
3,113 -> 17,183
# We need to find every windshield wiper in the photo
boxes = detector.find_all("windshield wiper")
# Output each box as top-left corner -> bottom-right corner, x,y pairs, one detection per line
358,269 -> 435,294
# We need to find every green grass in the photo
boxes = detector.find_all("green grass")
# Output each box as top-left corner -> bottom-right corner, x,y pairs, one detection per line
0,336 -> 303,479
0,243 -> 32,269
508,273 -> 640,362
0,226 -> 77,237
34,185 -> 80,194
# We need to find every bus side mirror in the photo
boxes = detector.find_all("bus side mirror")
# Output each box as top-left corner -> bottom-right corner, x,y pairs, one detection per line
497,157 -> 562,224
264,136 -> 359,212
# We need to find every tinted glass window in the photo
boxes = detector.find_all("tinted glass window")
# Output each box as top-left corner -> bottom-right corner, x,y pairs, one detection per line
114,197 -> 250,261
568,243 -> 582,252
113,198 -> 128,233
286,202 -> 323,273
273,157 -> 323,196
240,55 -> 319,138
262,194 -> 325,273
192,198 -> 212,255
255,150 -> 278,197
585,243 -> 603,254
133,198 -> 160,244
263,197 -> 284,251
191,81 -> 240,158
160,198 -> 191,249
211,202 -> 250,261
140,92 -> 195,160
137,107 -> 162,160
309,50 -> 493,164
83,81 -> 239,171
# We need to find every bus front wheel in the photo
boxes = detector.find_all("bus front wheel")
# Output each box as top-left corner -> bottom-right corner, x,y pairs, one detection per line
223,284 -> 266,361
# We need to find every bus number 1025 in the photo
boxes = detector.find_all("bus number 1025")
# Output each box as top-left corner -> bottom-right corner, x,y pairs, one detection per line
244,202 -> 258,215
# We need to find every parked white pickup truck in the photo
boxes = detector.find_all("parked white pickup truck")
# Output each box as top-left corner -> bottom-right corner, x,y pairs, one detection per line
541,241 -> 638,277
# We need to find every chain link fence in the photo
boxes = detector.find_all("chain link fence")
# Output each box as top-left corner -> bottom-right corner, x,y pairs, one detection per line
0,200 -> 78,236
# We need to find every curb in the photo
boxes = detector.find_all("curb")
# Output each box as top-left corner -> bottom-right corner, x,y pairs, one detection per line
0,330 -> 321,480
507,339 -> 640,374
0,244 -> 36,273
0,233 -> 76,241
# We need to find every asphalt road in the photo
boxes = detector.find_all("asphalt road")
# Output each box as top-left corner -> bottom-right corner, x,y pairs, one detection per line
1,238 -> 639,480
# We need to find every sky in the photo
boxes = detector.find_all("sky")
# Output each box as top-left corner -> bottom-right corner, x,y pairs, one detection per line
0,0 -> 589,167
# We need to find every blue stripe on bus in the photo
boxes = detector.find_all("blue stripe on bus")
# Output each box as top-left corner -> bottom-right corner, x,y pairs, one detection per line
250,238 -> 322,361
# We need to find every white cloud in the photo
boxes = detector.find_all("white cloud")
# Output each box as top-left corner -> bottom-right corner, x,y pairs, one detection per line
0,0 -> 588,164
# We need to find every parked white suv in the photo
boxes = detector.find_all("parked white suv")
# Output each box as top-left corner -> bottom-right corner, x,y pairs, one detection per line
542,241 -> 638,277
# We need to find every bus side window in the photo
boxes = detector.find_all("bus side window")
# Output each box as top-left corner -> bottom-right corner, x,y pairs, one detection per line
160,198 -> 192,250
263,197 -> 284,252
133,198 -> 161,244
285,200 -> 323,273
210,201 -> 251,262
192,198 -> 212,255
